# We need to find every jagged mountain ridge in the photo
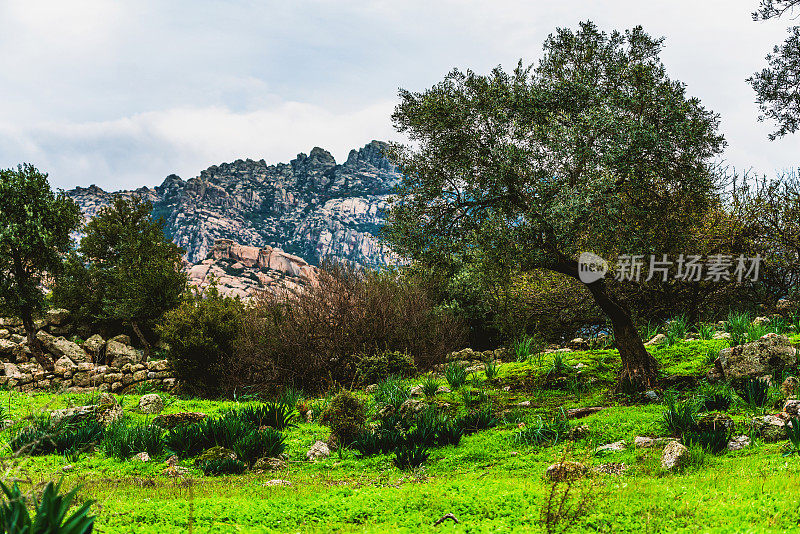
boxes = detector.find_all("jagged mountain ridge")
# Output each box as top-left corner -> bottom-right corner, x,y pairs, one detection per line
68,140 -> 399,266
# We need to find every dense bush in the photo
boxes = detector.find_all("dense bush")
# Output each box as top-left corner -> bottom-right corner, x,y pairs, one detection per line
357,350 -> 417,385
233,261 -> 466,392
158,286 -> 244,397
322,390 -> 366,446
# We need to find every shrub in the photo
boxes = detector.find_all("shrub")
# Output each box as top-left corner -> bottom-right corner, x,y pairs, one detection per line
232,429 -> 285,465
444,363 -> 467,389
357,350 -> 417,385
101,421 -> 164,460
198,458 -> 246,476
661,395 -> 699,437
230,403 -> 297,431
0,480 -> 95,534
158,286 -> 244,397
322,390 -> 366,447
738,378 -> 770,408
393,443 -> 430,470
234,262 -> 467,392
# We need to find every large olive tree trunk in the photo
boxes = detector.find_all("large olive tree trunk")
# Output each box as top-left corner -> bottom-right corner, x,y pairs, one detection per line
21,310 -> 54,372
553,259 -> 659,391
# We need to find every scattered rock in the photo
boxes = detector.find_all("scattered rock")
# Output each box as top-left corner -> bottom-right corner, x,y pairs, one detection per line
753,316 -> 771,326
751,415 -> 787,442
306,441 -> 330,462
46,308 -> 71,326
634,436 -> 655,448
545,461 -> 587,482
138,393 -> 164,414
697,412 -> 734,432
784,399 -> 800,417
134,452 -> 151,462
712,332 -> 732,341
645,333 -> 666,346
661,441 -> 689,471
436,385 -> 451,394
253,457 -> 286,472
643,390 -> 660,402
516,400 -> 531,407
82,335 -> 106,362
727,435 -> 752,451
263,479 -> 292,487
568,338 -> 589,351
36,331 -> 90,363
568,425 -> 589,440
196,446 -> 237,464
62,465 -> 74,473
153,412 -> 207,429
781,377 -> 798,398
105,340 -> 141,368
595,440 -> 627,454
593,463 -> 627,476
710,335 -> 797,381
109,334 -> 132,346
408,385 -> 423,397
399,399 -> 428,419
365,384 -> 378,394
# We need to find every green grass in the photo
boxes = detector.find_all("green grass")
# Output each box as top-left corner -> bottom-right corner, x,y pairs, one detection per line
3,340 -> 800,532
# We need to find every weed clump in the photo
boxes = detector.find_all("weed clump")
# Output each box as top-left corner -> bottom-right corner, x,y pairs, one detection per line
322,390 -> 366,447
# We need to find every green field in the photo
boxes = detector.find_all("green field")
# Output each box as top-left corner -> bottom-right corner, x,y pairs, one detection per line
3,337 -> 800,533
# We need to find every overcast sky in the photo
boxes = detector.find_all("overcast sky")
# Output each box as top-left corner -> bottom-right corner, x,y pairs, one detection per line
1,0 -> 799,190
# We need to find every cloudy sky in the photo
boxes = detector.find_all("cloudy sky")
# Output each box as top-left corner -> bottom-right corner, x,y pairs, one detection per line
1,0 -> 798,190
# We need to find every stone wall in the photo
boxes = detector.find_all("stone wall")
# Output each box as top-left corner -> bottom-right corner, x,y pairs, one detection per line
0,310 -> 178,393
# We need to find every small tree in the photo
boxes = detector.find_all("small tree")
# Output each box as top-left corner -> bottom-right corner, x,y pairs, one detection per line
749,0 -> 800,139
0,164 -> 81,370
158,286 -> 244,397
385,22 -> 726,390
53,195 -> 186,358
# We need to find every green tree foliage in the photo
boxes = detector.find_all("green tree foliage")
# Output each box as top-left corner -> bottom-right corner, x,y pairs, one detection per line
384,22 -> 725,389
0,164 -> 81,370
750,1 -> 800,139
53,195 -> 186,357
158,286 -> 244,397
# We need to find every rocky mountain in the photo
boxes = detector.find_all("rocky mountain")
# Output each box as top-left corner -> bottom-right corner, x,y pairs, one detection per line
68,140 -> 400,267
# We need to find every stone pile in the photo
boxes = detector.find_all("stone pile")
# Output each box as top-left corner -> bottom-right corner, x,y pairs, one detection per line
0,310 -> 177,393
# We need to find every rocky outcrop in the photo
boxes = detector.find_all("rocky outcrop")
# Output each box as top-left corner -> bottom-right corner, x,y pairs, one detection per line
68,141 -> 401,267
707,334 -> 798,381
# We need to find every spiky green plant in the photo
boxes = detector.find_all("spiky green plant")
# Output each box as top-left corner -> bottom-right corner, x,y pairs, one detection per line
232,428 -> 285,465
738,378 -> 770,409
0,480 -> 95,534
513,336 -> 535,362
665,315 -> 689,346
198,458 -> 246,476
726,310 -> 751,346
444,363 -> 467,389
101,421 -> 164,460
420,375 -> 440,398
661,395 -> 699,437
697,323 -> 716,340
373,376 -> 410,411
514,415 -> 571,446
230,402 -> 297,430
484,359 -> 499,380
747,323 -> 768,342
683,428 -> 730,454
393,443 -> 430,470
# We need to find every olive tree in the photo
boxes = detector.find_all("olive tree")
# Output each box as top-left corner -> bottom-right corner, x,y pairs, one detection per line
384,22 -> 725,390
0,164 -> 81,370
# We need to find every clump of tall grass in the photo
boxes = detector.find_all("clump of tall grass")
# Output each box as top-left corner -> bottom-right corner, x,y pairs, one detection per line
665,315 -> 689,346
444,363 -> 467,389
373,376 -> 411,410
661,393 -> 699,437
420,374 -> 440,397
101,421 -> 164,460
726,311 -> 752,346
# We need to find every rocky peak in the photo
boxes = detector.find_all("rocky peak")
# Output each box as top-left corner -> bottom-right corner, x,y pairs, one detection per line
67,141 -> 401,266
